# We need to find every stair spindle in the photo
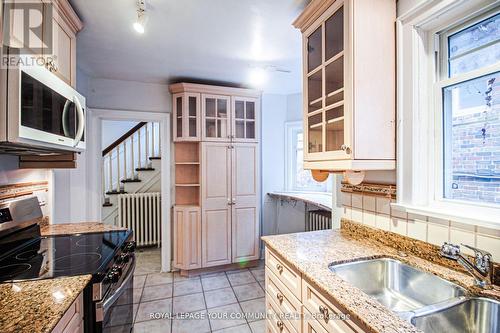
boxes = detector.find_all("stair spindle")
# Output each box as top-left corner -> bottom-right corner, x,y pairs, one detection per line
138,127 -> 142,169
145,123 -> 150,163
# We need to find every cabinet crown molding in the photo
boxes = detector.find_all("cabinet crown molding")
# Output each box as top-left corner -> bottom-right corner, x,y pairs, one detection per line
292,0 -> 337,32
169,82 -> 261,98
51,0 -> 84,33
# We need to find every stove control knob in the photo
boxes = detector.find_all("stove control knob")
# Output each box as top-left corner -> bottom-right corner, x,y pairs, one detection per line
124,241 -> 136,253
112,265 -> 123,276
106,270 -> 120,283
119,253 -> 130,263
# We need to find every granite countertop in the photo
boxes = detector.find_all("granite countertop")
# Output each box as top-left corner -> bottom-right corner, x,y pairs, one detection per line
261,225 -> 500,333
40,222 -> 127,236
0,275 -> 92,333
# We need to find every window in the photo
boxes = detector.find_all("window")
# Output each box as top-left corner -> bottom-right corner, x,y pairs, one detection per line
395,1 -> 500,225
285,121 -> 330,192
440,12 -> 500,207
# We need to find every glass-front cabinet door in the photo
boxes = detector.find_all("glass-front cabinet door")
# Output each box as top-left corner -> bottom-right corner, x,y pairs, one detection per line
304,3 -> 350,160
202,94 -> 231,141
232,97 -> 258,142
173,93 -> 200,141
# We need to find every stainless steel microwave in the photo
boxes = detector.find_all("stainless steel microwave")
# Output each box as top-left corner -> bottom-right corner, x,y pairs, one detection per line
0,64 -> 86,154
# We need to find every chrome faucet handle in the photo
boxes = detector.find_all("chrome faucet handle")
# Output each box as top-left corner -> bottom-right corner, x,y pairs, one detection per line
460,243 -> 491,258
440,242 -> 460,260
461,244 -> 492,273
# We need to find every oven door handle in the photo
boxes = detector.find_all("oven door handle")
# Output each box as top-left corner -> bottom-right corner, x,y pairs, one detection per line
95,256 -> 136,322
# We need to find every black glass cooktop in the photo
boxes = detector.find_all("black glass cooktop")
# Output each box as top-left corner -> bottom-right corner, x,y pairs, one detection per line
0,230 -> 132,282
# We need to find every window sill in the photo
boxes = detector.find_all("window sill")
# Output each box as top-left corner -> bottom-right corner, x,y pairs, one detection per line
391,201 -> 500,229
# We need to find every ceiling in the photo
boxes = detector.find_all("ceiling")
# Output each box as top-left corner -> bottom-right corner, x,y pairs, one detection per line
70,0 -> 308,94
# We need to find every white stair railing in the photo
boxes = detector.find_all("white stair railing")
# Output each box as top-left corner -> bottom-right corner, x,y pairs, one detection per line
102,122 -> 160,200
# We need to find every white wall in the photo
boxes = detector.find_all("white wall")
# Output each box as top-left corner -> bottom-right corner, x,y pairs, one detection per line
261,93 -> 312,236
101,120 -> 140,148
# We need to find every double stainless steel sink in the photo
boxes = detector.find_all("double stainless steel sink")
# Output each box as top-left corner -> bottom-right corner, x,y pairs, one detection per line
329,258 -> 499,333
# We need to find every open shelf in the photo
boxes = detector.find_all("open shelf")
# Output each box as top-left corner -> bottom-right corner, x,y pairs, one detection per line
174,142 -> 200,206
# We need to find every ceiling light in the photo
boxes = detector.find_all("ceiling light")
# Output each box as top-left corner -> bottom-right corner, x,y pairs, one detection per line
133,1 -> 146,34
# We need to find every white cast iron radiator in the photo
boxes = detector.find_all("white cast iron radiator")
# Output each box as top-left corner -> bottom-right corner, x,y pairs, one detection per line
117,192 -> 161,247
307,210 -> 332,231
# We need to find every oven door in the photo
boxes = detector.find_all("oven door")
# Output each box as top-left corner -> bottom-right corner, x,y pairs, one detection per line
96,256 -> 136,332
6,64 -> 86,151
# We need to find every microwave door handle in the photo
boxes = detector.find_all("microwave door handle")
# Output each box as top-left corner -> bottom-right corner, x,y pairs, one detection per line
62,100 -> 71,137
73,96 -> 84,147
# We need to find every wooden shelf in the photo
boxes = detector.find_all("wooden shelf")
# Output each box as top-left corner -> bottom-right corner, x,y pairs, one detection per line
175,162 -> 200,165
175,183 -> 201,187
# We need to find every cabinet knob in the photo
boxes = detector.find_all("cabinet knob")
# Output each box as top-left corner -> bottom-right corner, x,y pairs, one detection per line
275,263 -> 283,274
276,320 -> 284,331
319,305 -> 329,321
341,144 -> 348,151
276,292 -> 284,303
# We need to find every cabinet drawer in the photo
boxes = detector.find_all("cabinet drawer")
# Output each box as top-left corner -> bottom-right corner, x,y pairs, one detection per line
302,279 -> 363,333
265,267 -> 301,332
265,247 -> 301,299
265,294 -> 297,333
303,310 -> 328,333
52,293 -> 83,333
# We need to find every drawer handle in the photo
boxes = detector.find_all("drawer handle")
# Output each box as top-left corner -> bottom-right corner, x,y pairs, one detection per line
275,263 -> 283,274
276,292 -> 284,303
276,320 -> 284,331
319,305 -> 329,321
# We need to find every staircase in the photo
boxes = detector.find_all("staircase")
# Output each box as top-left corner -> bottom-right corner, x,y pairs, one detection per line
102,122 -> 161,226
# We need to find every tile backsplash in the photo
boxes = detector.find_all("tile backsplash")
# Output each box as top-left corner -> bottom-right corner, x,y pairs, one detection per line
341,190 -> 500,263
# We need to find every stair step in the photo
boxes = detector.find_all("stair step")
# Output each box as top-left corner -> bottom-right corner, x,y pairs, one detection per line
136,167 -> 155,171
106,190 -> 128,195
102,202 -> 113,207
121,179 -> 142,183
149,156 -> 161,160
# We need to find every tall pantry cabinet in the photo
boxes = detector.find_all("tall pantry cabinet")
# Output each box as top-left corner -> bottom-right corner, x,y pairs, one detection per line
170,83 -> 260,274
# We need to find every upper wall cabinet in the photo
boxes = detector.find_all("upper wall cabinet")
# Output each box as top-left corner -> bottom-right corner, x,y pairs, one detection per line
293,0 -> 396,171
169,83 -> 261,143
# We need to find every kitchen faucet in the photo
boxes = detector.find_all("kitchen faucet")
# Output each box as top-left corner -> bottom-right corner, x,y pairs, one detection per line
440,242 -> 493,288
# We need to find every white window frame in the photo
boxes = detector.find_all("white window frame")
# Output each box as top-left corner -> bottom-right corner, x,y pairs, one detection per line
284,121 -> 331,193
394,0 -> 500,229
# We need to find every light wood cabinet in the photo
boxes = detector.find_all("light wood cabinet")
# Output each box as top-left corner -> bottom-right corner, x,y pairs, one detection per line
3,0 -> 81,88
293,0 -> 396,171
51,292 -> 84,333
170,83 -> 261,273
173,206 -> 201,270
265,247 -> 364,333
201,142 -> 260,267
173,93 -> 201,141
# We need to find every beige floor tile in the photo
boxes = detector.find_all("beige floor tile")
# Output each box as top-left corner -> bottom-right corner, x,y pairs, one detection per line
172,293 -> 206,314
226,268 -> 250,274
174,278 -> 203,296
208,303 -> 246,331
233,283 -> 264,302
227,271 -> 256,286
135,298 -> 172,323
249,320 -> 265,333
204,287 -> 237,308
130,275 -> 146,289
202,275 -> 230,291
249,269 -> 265,282
200,271 -> 226,279
213,323 -> 252,333
145,272 -> 174,286
133,318 -> 171,333
141,283 -> 173,302
240,298 -> 265,323
173,272 -> 201,282
171,310 -> 210,333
